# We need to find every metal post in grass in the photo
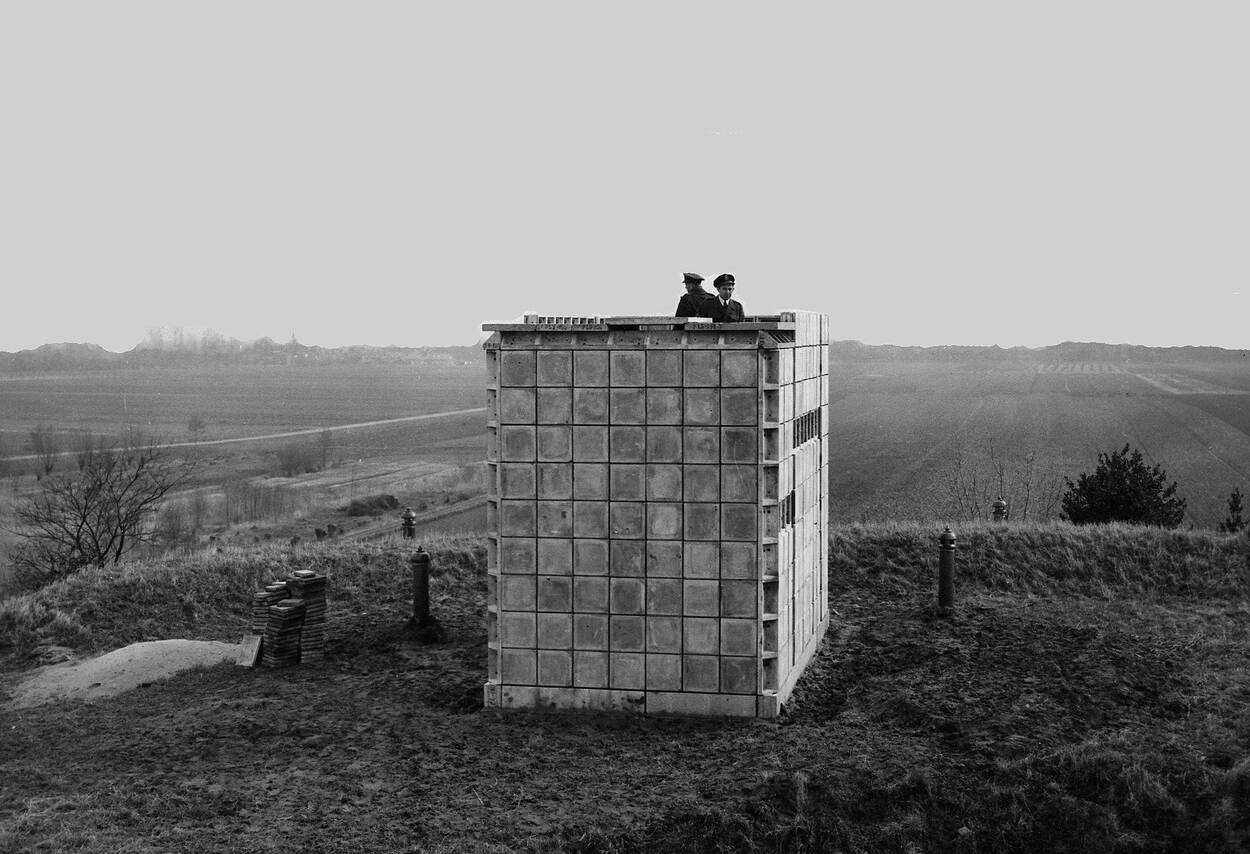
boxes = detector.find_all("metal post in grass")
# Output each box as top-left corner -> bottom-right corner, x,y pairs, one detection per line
411,546 -> 431,626
992,497 -> 1008,523
938,527 -> 956,610
400,507 -> 417,538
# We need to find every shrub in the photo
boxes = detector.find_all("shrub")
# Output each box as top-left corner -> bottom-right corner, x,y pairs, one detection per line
1061,444 -> 1186,528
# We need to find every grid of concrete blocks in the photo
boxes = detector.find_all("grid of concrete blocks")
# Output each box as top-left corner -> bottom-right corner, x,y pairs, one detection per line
479,311 -> 829,717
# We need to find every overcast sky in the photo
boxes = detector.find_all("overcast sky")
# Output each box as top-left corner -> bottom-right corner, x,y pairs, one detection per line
2,2 -> 1246,352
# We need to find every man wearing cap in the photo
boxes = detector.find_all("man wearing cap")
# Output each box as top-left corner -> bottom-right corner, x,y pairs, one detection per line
710,273 -> 745,322
674,272 -> 718,319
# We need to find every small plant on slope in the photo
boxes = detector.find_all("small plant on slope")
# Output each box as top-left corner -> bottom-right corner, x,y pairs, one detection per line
1061,444 -> 1186,528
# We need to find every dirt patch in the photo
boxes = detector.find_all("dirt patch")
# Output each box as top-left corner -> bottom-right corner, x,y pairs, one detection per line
4,639 -> 239,709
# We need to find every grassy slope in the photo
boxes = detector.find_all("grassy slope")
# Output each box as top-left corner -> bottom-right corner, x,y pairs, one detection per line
0,524 -> 1247,853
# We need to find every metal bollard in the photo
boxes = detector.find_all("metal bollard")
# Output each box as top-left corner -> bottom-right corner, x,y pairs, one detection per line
938,527 -> 956,610
411,547 -> 431,626
992,498 -> 1008,523
400,507 -> 416,539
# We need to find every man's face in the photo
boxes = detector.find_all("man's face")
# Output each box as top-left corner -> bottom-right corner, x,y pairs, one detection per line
686,281 -> 701,294
717,283 -> 734,301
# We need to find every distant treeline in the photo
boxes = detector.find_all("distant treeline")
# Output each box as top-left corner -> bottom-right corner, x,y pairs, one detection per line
0,337 -> 487,372
831,340 -> 1250,364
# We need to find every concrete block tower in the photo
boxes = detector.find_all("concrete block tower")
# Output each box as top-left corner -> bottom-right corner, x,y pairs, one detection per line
480,312 -> 829,717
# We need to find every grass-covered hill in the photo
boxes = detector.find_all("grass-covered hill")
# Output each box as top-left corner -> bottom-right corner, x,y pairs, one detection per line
1,523 -> 1248,853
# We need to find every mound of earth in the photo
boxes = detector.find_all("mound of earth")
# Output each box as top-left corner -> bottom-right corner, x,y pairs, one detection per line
4,639 -> 239,710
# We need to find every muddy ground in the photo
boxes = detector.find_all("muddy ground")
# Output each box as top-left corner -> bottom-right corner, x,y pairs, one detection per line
3,576 -> 1249,852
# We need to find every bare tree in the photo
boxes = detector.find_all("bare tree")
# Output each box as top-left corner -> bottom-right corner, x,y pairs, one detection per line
943,442 -> 1063,522
28,424 -> 59,479
10,437 -> 190,587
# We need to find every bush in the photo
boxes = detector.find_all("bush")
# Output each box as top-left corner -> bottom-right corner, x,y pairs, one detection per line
1061,444 -> 1186,528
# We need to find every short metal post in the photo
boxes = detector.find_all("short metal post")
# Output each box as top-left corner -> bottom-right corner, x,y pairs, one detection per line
992,498 -> 1008,524
400,507 -> 416,539
411,547 -> 431,626
938,527 -> 956,610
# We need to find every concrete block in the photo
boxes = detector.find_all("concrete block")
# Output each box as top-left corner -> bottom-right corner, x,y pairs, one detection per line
646,615 -> 682,651
573,463 -> 608,500
609,502 -> 645,539
610,577 -> 645,614
537,426 -> 572,462
494,685 -> 536,708
501,575 -> 537,611
645,541 -> 682,577
720,619 -> 757,656
499,388 -> 536,423
645,579 -> 682,616
720,542 -> 757,579
500,538 -> 536,574
573,539 -> 608,575
500,463 -> 536,499
683,503 -> 719,541
573,651 -> 609,688
573,614 -> 608,649
537,464 -> 573,500
683,389 -> 719,425
609,426 -> 645,462
610,615 -> 645,651
683,580 -> 719,616
645,427 -> 683,463
537,650 -> 573,686
646,464 -> 682,500
646,654 -> 683,691
536,501 -> 572,537
720,465 -> 757,502
573,350 -> 609,386
682,655 -> 719,692
682,542 -> 718,578
573,388 -> 609,423
647,350 -> 683,386
573,576 -> 609,612
610,350 -> 646,386
499,611 -> 536,647
683,465 -> 719,502
501,500 -> 536,537
609,464 -> 645,500
573,501 -> 608,538
720,580 -> 756,618
646,388 -> 683,424
721,388 -> 758,425
500,351 -> 536,387
721,503 -> 758,541
500,649 -> 536,684
721,351 -> 758,387
536,538 -> 572,575
536,388 -> 572,424
610,388 -> 646,424
610,540 -> 645,577
683,427 -> 719,464
536,575 -> 572,612
610,652 -> 646,690
645,691 -> 756,717
500,426 -> 536,461
536,350 -> 573,386
720,657 -> 757,694
572,426 -> 608,461
721,427 -> 757,463
683,350 -> 720,387
646,502 -> 682,539
537,613 -> 573,648
682,617 -> 718,654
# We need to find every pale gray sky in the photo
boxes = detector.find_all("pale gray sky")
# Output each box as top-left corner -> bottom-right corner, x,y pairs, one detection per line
2,2 -> 1246,352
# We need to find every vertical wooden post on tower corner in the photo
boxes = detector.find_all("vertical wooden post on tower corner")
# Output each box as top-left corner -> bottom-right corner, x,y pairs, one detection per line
411,547 -> 431,626
938,527 -> 956,610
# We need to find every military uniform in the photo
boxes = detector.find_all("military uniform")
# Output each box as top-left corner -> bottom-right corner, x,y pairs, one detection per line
675,272 -> 718,319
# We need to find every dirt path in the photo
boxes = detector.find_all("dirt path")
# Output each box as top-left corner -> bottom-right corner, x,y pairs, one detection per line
3,406 -> 487,462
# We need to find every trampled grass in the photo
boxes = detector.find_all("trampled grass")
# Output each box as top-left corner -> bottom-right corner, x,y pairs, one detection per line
2,523 -> 1248,851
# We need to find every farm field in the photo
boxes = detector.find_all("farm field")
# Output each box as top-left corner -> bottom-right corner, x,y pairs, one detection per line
1,347 -> 1247,542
